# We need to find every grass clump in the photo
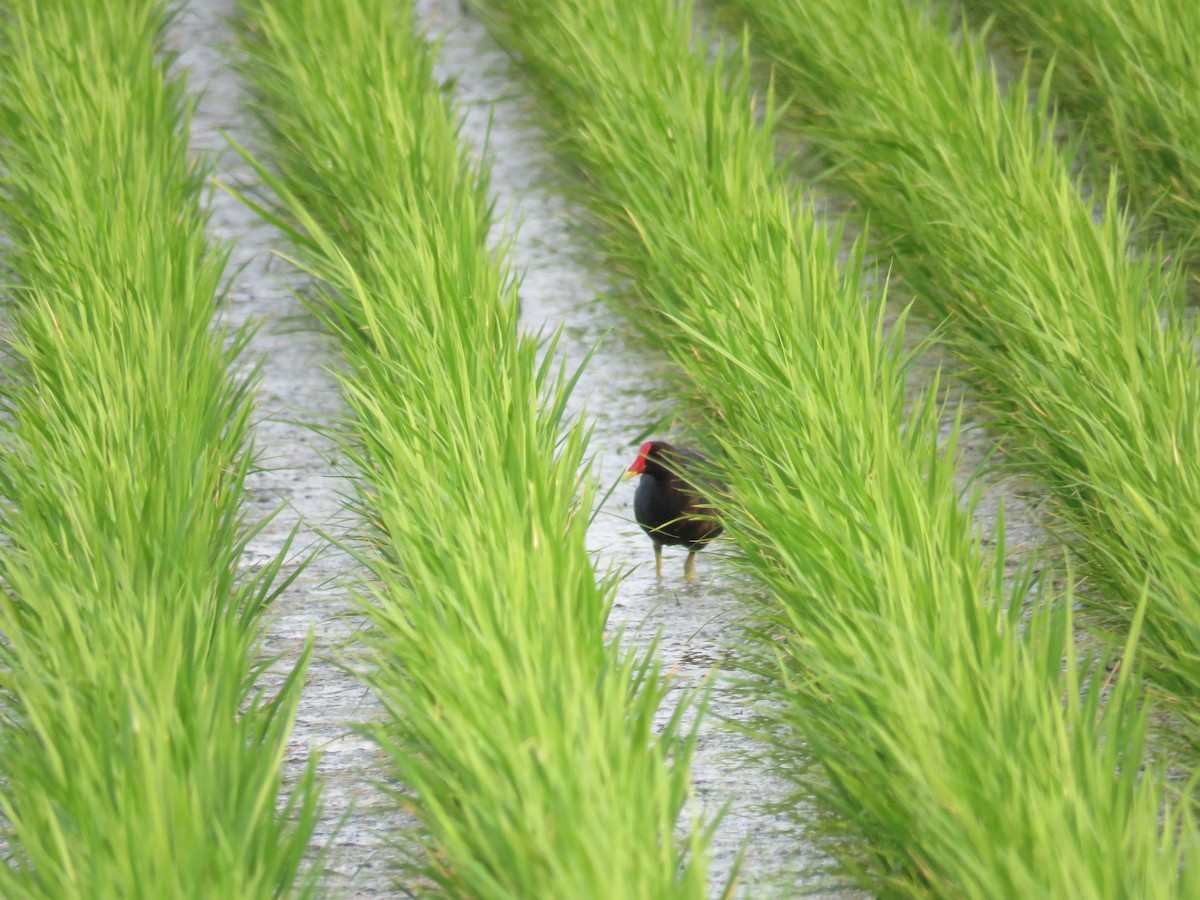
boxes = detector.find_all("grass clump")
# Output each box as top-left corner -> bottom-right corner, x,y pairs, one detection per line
474,0 -> 1193,894
0,0 -> 319,895
729,0 -> 1200,744
959,0 -> 1200,265
231,0 -> 712,895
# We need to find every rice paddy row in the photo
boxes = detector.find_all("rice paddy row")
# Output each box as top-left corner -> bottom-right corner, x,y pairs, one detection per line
960,0 -> 1200,266
474,0 -> 1193,894
0,1 -> 319,895
730,0 -> 1200,748
231,0 -> 712,894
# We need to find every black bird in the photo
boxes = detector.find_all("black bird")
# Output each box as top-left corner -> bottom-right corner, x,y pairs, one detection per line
624,441 -> 722,578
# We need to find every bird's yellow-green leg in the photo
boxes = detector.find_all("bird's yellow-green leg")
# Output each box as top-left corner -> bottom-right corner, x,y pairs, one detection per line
654,542 -> 663,579
684,550 -> 697,579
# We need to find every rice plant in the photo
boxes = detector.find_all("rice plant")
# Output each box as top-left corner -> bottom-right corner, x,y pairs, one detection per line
728,0 -> 1200,746
0,0 -> 319,895
959,0 -> 1200,265
231,0 -> 712,895
475,0 -> 1195,894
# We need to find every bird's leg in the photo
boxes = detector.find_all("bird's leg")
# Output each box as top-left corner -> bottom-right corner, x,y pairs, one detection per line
654,542 -> 663,579
684,550 -> 697,579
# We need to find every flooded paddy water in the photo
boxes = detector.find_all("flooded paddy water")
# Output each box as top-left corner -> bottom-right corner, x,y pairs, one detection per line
165,0 -> 1041,895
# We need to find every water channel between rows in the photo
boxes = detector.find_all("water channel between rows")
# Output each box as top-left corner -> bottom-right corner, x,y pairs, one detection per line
169,0 -> 1041,895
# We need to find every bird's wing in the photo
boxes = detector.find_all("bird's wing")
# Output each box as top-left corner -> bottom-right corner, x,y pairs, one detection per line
670,447 -> 726,501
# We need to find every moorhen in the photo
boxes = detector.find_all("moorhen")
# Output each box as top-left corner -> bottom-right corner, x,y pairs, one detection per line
624,440 -> 723,578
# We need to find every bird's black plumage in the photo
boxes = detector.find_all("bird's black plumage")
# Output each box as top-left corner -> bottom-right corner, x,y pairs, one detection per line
627,441 -> 722,577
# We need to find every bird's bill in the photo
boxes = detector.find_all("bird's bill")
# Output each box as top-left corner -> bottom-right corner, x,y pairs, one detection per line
623,468 -> 639,481
625,441 -> 652,479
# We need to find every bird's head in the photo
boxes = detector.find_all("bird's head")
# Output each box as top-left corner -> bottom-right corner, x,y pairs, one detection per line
624,440 -> 672,480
